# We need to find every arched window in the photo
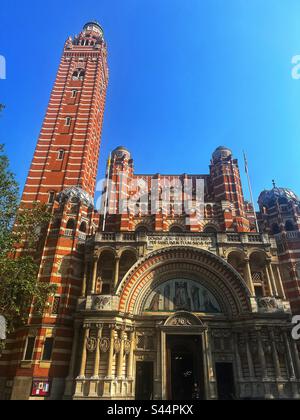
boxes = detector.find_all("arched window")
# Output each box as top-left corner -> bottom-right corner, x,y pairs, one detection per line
72,70 -> 79,80
57,150 -> 65,160
65,117 -> 71,126
66,219 -> 76,230
72,69 -> 85,81
79,222 -> 87,233
203,226 -> 218,234
48,191 -> 55,204
169,225 -> 184,233
285,220 -> 295,232
272,223 -> 280,235
136,225 -> 149,234
71,90 -> 78,98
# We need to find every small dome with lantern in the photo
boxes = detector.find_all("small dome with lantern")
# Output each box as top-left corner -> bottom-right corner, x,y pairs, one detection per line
212,146 -> 233,163
258,186 -> 300,208
112,146 -> 131,160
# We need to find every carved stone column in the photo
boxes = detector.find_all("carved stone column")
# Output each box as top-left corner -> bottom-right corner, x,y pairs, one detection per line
78,325 -> 90,378
244,331 -> 256,398
114,257 -> 120,289
244,259 -> 255,296
89,324 -> 103,398
264,265 -> 274,297
246,333 -> 255,380
257,329 -> 267,380
276,266 -> 286,299
235,333 -> 243,379
291,340 -> 300,379
64,324 -> 80,398
74,324 -> 90,398
91,256 -> 98,294
283,330 -> 296,379
269,329 -> 281,380
283,330 -> 300,399
127,331 -> 135,379
117,330 -> 125,379
93,324 -> 103,378
106,325 -> 115,379
81,263 -> 89,297
267,262 -> 279,297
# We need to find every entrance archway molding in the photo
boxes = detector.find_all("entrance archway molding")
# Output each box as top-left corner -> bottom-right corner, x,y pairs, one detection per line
117,246 -> 252,316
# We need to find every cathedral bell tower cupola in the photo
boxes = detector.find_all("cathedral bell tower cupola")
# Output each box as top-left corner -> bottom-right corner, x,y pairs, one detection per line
70,21 -> 105,49
83,21 -> 104,37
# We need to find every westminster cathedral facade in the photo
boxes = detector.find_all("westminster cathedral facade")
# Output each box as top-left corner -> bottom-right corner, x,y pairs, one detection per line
0,22 -> 300,400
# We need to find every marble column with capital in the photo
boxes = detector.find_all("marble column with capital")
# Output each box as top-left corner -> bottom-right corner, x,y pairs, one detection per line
114,257 -> 120,289
267,262 -> 279,297
269,329 -> 282,380
117,330 -> 125,378
244,259 -> 255,296
81,264 -> 88,297
74,325 -> 90,398
91,256 -> 99,294
92,325 -> 103,378
257,330 -> 267,380
127,331 -> 135,379
264,265 -> 274,297
64,324 -> 80,398
275,265 -> 286,299
106,326 -> 115,379
78,326 -> 90,379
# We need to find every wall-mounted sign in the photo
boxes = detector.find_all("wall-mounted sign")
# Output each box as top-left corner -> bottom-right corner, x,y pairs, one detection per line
0,315 -> 6,340
31,379 -> 51,397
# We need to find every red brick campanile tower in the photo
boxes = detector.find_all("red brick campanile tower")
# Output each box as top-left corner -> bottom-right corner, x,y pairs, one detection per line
0,22 -> 109,400
22,21 -> 108,206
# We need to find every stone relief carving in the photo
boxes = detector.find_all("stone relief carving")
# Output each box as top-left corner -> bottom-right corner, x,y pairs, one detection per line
86,337 -> 97,353
257,297 -> 290,313
100,338 -> 110,353
114,338 -> 121,354
124,340 -> 131,355
170,317 -> 192,326
93,296 -> 111,311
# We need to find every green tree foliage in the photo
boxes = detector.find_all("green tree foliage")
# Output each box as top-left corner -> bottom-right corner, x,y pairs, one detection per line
0,145 -> 56,335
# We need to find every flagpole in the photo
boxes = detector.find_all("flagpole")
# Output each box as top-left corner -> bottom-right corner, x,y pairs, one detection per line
243,151 -> 260,233
102,153 -> 111,232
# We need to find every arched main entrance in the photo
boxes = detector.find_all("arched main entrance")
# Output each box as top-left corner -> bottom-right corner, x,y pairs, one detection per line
115,247 -> 252,400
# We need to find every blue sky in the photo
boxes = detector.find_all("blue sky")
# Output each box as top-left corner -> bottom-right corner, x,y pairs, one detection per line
1,0 -> 300,207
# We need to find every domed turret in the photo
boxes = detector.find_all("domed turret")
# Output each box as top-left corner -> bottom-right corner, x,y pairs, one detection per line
112,146 -> 131,160
258,187 -> 300,208
83,21 -> 104,36
212,146 -> 232,163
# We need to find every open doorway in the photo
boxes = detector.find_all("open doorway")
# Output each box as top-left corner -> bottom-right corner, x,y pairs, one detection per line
135,361 -> 154,400
215,363 -> 236,400
167,335 -> 205,400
